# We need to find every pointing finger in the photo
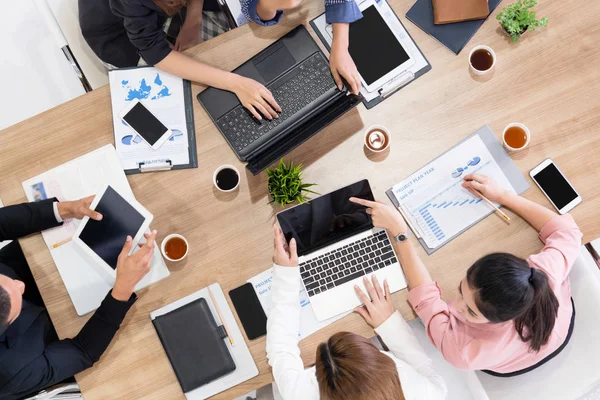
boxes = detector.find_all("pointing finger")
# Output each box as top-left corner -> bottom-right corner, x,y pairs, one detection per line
349,197 -> 377,207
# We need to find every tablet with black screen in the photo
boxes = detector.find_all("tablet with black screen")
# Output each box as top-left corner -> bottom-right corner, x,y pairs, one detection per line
73,185 -> 153,283
347,0 -> 415,92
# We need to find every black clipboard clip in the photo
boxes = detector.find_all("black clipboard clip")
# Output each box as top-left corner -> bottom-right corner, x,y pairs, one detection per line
138,159 -> 173,173
378,71 -> 415,99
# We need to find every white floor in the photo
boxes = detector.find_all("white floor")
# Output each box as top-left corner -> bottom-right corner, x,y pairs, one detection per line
0,0 -> 85,131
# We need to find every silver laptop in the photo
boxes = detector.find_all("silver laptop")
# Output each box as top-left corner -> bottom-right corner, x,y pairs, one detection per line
276,180 -> 407,321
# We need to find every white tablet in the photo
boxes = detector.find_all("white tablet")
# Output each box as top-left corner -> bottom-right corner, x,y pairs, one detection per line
73,185 -> 153,284
345,0 -> 415,92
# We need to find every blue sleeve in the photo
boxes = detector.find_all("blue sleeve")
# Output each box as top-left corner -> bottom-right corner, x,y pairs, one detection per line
325,0 -> 362,24
241,0 -> 284,26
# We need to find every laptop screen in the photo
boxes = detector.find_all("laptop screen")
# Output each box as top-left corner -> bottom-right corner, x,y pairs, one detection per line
277,180 -> 374,257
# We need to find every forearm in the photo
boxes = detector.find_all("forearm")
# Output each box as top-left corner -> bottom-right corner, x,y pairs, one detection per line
185,0 -> 205,24
0,199 -> 61,241
392,239 -> 433,289
256,0 -> 278,21
156,51 -> 238,91
500,192 -> 556,232
331,23 -> 349,49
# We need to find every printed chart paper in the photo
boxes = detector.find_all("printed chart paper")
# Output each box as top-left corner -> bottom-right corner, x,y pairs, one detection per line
109,68 -> 189,170
392,135 -> 516,249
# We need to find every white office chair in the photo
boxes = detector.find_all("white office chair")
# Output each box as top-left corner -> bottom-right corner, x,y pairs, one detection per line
476,246 -> 600,400
33,0 -> 108,92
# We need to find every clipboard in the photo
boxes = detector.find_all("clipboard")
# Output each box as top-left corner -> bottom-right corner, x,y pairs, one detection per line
386,125 -> 530,255
108,66 -> 198,175
309,0 -> 431,110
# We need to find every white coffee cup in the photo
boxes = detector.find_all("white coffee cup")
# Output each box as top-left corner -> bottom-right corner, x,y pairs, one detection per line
469,45 -> 497,75
161,234 -> 189,262
502,122 -> 531,152
213,165 -> 240,192
364,125 -> 391,153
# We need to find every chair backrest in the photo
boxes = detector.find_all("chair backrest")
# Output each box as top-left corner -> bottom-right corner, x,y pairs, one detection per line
476,247 -> 600,400
36,0 -> 108,90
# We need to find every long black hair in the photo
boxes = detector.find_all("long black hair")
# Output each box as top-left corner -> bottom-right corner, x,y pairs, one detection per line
467,253 -> 559,352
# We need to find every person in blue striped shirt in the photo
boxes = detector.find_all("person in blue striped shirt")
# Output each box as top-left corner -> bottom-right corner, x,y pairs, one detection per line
241,0 -> 363,95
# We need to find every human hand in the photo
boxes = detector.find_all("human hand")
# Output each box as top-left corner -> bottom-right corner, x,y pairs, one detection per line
256,0 -> 301,21
349,197 -> 408,236
112,230 -> 157,301
329,42 -> 361,95
273,224 -> 298,267
462,174 -> 508,203
231,75 -> 281,121
57,196 -> 102,221
175,21 -> 203,51
354,275 -> 395,328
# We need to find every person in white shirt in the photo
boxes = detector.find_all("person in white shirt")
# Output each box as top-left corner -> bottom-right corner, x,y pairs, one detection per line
266,225 -> 447,400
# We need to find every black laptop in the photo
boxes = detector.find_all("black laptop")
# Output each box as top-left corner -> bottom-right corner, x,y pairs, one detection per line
198,25 -> 362,175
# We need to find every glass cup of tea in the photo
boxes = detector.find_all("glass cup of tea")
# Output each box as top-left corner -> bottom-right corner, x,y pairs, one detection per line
502,122 -> 531,152
213,165 -> 240,192
161,234 -> 189,262
364,125 -> 391,153
469,45 -> 497,75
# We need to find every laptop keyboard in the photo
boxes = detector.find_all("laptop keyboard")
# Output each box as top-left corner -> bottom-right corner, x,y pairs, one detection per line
217,53 -> 336,153
299,231 -> 398,297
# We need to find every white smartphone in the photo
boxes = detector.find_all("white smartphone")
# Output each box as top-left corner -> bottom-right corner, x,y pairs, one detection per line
120,99 -> 172,150
530,159 -> 582,214
73,185 -> 153,284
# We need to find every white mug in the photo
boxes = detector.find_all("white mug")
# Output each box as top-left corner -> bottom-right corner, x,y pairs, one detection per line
502,122 -> 531,152
363,125 -> 391,153
213,165 -> 240,192
161,234 -> 189,262
469,45 -> 497,76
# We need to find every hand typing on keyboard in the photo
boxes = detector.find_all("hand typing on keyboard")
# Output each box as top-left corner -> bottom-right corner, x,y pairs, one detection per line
231,75 -> 282,121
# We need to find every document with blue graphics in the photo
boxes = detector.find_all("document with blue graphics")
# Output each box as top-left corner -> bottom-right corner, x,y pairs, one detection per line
109,67 -> 197,174
387,126 -> 529,254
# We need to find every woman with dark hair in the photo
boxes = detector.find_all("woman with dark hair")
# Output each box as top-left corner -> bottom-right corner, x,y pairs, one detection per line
79,0 -> 281,121
267,226 -> 447,400
350,173 -> 582,376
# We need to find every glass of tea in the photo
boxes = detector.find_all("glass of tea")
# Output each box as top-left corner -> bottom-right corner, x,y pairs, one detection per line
213,165 -> 240,192
502,123 -> 531,152
161,234 -> 189,262
364,125 -> 391,153
469,45 -> 497,75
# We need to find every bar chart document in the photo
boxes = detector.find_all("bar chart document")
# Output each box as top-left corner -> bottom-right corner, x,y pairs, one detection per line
392,134 -> 515,249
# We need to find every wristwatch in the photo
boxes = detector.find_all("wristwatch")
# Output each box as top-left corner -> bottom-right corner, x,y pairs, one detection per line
392,231 -> 409,243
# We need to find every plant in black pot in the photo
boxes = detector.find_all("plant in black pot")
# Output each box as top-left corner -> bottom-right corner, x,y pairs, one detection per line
497,0 -> 548,43
267,159 -> 317,206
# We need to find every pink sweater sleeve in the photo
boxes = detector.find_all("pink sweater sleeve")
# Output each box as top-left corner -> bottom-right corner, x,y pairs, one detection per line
407,282 -> 478,370
528,214 -> 582,283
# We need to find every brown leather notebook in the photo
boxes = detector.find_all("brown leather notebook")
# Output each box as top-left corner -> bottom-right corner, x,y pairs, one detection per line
432,0 -> 489,25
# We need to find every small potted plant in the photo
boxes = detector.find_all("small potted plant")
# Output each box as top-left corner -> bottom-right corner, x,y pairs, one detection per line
497,0 -> 548,43
267,158 -> 317,206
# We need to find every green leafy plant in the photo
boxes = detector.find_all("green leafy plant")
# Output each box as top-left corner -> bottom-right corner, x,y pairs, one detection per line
267,159 -> 317,206
497,0 -> 548,42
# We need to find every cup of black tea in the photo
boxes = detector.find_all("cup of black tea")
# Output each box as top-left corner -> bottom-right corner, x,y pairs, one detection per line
469,45 -> 497,75
161,234 -> 189,262
364,125 -> 391,153
213,165 -> 240,192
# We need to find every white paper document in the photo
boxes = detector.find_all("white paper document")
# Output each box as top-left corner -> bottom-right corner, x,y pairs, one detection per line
109,67 -> 189,170
392,135 -> 516,249
248,268 -> 349,340
311,0 -> 428,102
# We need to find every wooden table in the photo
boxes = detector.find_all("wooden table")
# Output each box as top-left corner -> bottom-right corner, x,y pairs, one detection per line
1,0 -> 599,398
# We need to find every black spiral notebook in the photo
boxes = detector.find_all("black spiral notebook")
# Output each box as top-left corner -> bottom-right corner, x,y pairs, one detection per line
152,297 -> 236,393
406,0 -> 503,54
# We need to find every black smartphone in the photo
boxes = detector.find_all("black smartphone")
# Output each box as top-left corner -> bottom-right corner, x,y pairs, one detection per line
229,283 -> 267,340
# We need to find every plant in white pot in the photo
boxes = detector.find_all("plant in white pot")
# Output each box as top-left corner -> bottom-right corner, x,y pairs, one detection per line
497,0 -> 548,42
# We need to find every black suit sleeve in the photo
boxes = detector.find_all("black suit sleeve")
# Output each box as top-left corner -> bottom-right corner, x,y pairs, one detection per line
0,199 -> 62,242
5,291 -> 136,400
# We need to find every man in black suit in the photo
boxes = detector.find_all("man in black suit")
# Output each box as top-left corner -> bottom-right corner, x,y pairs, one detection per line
0,197 -> 157,399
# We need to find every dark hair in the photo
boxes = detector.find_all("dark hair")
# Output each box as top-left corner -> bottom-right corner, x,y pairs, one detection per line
315,332 -> 405,400
0,285 -> 11,334
152,0 -> 186,16
467,253 -> 559,352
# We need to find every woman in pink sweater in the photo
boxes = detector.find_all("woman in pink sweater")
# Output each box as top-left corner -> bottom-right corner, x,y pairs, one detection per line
350,173 -> 582,376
